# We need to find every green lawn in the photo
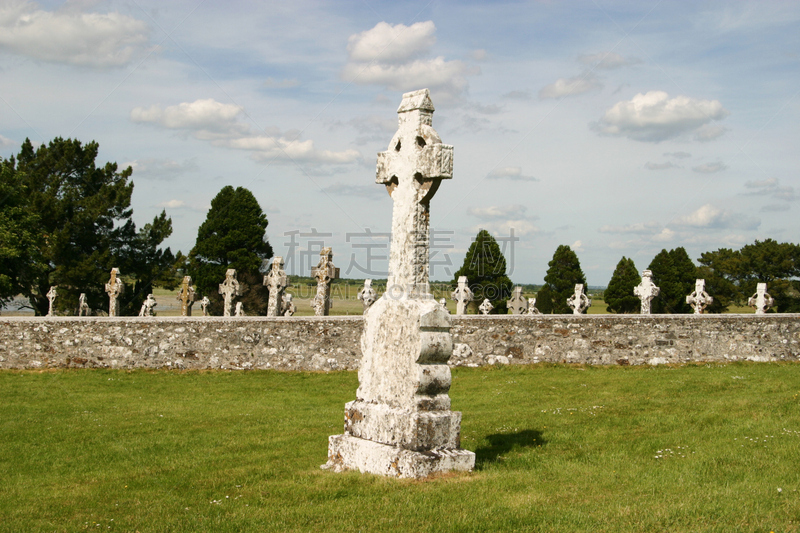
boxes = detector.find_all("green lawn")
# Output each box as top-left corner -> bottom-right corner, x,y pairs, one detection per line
2,363 -> 799,532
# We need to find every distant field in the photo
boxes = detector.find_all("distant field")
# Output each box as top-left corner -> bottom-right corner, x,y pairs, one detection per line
1,363 -> 798,531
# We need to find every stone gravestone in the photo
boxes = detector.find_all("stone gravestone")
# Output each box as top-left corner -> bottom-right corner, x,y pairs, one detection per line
139,294 -> 157,316
176,276 -> 195,316
46,286 -> 57,317
78,293 -> 90,316
311,248 -> 339,316
219,269 -> 241,317
633,270 -> 660,315
479,298 -> 494,315
264,256 -> 288,317
451,276 -> 473,315
507,286 -> 527,315
527,298 -> 540,315
235,302 -> 245,316
357,279 -> 377,313
748,283 -> 774,315
105,268 -> 124,317
200,296 -> 211,316
686,279 -> 713,314
567,284 -> 591,315
324,89 -> 474,478
281,293 -> 296,316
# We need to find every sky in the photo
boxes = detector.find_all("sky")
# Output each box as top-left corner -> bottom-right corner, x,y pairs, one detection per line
1,0 -> 798,286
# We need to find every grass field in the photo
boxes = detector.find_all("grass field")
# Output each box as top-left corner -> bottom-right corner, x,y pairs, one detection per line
2,363 -> 799,532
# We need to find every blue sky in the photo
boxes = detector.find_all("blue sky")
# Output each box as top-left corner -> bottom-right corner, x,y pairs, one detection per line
1,0 -> 798,285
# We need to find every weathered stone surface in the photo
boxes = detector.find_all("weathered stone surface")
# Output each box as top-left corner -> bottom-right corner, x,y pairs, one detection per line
78,293 -> 90,317
219,269 -> 241,318
567,284 -> 591,315
687,279 -> 713,314
479,298 -> 494,315
200,296 -> 210,316
527,298 -> 540,315
177,276 -> 195,317
0,314 -> 798,371
507,286 -> 527,315
46,286 -> 57,317
105,268 -> 124,317
357,279 -> 377,313
281,293 -> 296,316
138,294 -> 157,317
451,276 -> 473,315
633,270 -> 659,315
748,283 -> 774,315
311,248 -> 338,316
264,257 -> 288,317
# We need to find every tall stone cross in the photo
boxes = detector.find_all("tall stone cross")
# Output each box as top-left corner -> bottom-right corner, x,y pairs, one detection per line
507,286 -> 527,315
176,276 -> 195,316
451,275 -> 473,315
219,269 -> 241,317
633,270 -> 660,315
686,279 -> 713,314
105,268 -> 124,317
375,89 -> 453,298
311,248 -> 339,316
264,256 -> 288,317
46,286 -> 57,317
567,284 -> 591,315
748,283 -> 774,315
78,293 -> 90,316
324,89 -> 474,479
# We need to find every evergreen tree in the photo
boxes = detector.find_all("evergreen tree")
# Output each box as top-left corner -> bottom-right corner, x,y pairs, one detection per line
605,256 -> 640,313
4,138 -> 175,315
452,229 -> 512,313
541,245 -> 587,314
535,284 -> 554,314
189,186 -> 273,315
648,247 -> 697,313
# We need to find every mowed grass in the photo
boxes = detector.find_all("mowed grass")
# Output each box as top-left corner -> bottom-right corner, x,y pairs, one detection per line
2,363 -> 799,532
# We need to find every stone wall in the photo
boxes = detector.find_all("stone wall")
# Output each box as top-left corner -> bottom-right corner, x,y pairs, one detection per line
1,314 -> 798,371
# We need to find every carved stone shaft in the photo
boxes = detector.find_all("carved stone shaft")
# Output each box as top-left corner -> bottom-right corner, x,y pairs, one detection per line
264,256 -> 288,317
46,286 -> 57,317
219,269 -> 241,317
311,248 -> 338,316
177,276 -> 195,316
451,276 -> 473,315
105,268 -> 124,317
633,270 -> 660,315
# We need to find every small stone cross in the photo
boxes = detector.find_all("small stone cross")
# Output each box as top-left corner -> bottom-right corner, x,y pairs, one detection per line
105,268 -> 124,317
176,276 -> 195,316
748,283 -> 774,315
527,298 -> 540,315
507,286 -> 527,315
633,270 -> 660,315
357,279 -> 377,313
264,256 -> 289,317
376,89 -> 453,298
234,302 -> 245,317
219,269 -> 241,317
46,286 -> 57,317
200,296 -> 211,316
311,248 -> 338,316
139,294 -> 157,317
451,276 -> 473,315
686,279 -> 713,314
78,293 -> 90,316
281,293 -> 296,316
479,298 -> 494,315
567,284 -> 591,315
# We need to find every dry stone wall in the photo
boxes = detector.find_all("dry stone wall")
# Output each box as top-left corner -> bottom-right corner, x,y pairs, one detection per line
0,314 -> 798,371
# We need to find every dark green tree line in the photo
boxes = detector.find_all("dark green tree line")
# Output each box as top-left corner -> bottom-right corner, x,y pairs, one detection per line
605,256 -> 640,313
452,229 -> 512,313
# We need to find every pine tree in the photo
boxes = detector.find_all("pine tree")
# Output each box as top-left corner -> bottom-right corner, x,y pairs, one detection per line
605,256 -> 640,313
648,247 -> 697,313
452,229 -> 513,313
541,245 -> 587,314
189,186 -> 273,315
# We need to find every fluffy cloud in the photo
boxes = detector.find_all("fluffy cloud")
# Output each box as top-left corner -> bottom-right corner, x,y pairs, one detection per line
156,199 -> 186,209
539,73 -> 602,99
472,219 -> 539,237
692,162 -> 728,174
468,204 -> 539,236
593,91 -> 729,142
121,158 -> 198,180
467,204 -> 530,220
342,21 -> 471,98
645,161 -> 679,170
131,99 -> 360,165
744,178 -> 796,201
694,124 -> 728,141
0,134 -> 14,148
599,222 -> 662,235
577,52 -> 641,70
674,204 -> 760,230
486,167 -> 538,182
0,1 -> 149,67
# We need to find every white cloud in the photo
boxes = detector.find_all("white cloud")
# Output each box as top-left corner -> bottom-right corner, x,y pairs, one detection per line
645,161 -> 679,170
486,166 -> 538,182
539,73 -> 602,99
593,91 -> 730,142
157,199 -> 186,209
744,178 -> 796,201
131,98 -> 360,165
674,203 -> 759,230
472,219 -> 540,237
263,77 -> 301,89
577,52 -> 641,70
468,205 -> 539,236
692,162 -> 728,174
0,134 -> 14,148
468,204 -> 531,220
571,240 -> 584,252
122,158 -> 198,180
599,222 -> 662,234
0,1 -> 149,68
652,228 -> 677,242
342,21 -> 471,98
694,124 -> 728,142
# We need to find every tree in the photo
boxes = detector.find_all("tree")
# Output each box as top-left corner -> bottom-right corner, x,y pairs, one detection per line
605,256 -> 640,313
6,138 -> 175,315
189,186 -> 273,315
452,229 -> 512,313
648,247 -> 697,313
540,245 -> 587,314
